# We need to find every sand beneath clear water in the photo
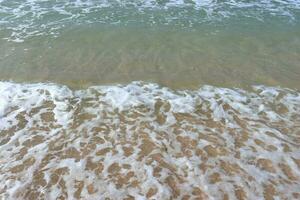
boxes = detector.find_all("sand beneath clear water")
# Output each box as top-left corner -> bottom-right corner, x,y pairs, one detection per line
0,81 -> 299,199
1,1 -> 300,199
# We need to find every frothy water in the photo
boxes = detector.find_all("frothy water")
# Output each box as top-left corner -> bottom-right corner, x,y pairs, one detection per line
1,0 -> 300,199
0,0 -> 300,41
0,81 -> 299,199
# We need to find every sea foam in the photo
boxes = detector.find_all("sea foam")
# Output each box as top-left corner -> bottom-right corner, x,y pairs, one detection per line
0,81 -> 299,199
0,0 -> 300,42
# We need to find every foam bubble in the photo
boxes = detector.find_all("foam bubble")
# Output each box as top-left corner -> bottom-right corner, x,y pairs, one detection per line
1,0 -> 300,42
0,81 -> 299,199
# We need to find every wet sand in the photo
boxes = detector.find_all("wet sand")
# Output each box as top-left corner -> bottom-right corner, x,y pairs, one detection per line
0,82 -> 299,199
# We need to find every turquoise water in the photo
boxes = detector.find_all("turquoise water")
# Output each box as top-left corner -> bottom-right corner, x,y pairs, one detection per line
0,0 -> 300,88
1,1 -> 300,199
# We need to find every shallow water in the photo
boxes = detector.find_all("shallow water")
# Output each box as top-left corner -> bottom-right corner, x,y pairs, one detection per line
1,82 -> 300,199
0,0 -> 300,89
1,24 -> 300,89
0,0 -> 300,199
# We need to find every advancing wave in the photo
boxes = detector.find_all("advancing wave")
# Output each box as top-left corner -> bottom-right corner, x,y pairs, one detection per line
0,81 -> 299,199
1,0 -> 300,42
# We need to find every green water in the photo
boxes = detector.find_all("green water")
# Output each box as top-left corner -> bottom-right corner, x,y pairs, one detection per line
1,23 -> 300,89
1,2 -> 300,199
0,0 -> 300,89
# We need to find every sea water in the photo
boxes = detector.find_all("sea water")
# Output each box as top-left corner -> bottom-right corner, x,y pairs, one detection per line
0,1 -> 300,199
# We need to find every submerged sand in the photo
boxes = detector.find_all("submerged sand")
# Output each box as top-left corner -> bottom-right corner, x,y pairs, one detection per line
0,81 -> 299,199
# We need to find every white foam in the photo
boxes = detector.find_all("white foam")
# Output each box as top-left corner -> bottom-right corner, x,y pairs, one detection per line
0,0 -> 300,42
0,81 -> 300,199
